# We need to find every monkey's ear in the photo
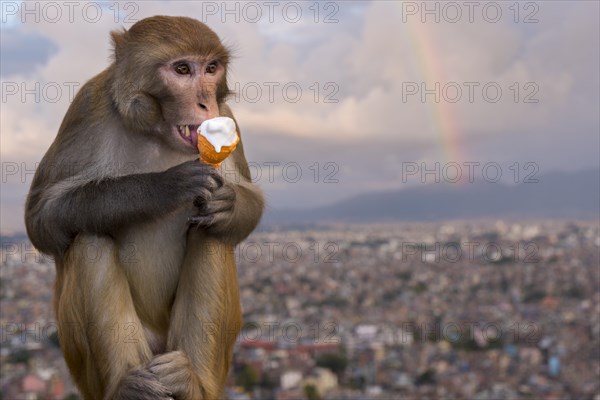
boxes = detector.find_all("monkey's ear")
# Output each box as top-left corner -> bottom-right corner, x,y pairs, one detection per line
110,28 -> 128,60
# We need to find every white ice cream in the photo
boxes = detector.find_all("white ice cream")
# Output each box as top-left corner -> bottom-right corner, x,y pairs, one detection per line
197,117 -> 237,153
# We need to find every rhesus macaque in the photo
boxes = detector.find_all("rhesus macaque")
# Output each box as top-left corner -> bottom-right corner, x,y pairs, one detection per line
25,16 -> 264,400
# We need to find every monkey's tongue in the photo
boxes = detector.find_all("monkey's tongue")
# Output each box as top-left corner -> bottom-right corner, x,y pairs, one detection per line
191,127 -> 199,148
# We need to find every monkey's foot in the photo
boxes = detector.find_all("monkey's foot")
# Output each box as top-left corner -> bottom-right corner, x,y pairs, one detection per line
112,367 -> 174,400
149,351 -> 208,400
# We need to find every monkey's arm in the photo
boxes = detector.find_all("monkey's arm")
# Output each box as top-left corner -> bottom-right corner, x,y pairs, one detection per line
26,161 -> 222,257
221,176 -> 265,243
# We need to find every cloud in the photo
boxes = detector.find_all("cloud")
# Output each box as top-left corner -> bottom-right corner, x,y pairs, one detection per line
0,1 -> 599,233
228,1 -> 599,150
0,28 -> 59,77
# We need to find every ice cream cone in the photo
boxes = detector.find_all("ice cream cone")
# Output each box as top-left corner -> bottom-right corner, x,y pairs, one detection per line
198,132 -> 239,168
196,117 -> 239,168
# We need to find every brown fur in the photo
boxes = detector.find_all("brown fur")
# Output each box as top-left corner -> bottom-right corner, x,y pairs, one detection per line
26,16 -> 263,400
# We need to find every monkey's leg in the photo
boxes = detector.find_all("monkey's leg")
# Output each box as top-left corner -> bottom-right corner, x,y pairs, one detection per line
150,231 -> 242,400
55,234 -> 173,400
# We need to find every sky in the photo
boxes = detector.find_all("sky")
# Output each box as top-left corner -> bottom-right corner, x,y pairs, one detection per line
1,0 -> 599,233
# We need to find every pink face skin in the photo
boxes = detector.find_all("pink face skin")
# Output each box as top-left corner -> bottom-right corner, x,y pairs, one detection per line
159,55 -> 225,152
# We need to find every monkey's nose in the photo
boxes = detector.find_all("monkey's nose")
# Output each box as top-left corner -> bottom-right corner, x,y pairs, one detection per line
199,100 -> 220,119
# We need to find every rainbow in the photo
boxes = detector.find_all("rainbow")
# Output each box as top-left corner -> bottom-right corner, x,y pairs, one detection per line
402,16 -> 465,168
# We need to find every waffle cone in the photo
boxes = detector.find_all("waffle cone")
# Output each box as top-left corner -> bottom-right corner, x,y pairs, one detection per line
197,132 -> 240,168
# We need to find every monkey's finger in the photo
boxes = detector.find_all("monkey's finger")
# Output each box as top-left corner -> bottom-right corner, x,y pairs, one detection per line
205,175 -> 222,191
116,367 -> 174,400
149,351 -> 201,400
192,188 -> 213,207
211,185 -> 236,201
205,169 -> 224,188
205,211 -> 230,227
188,215 -> 213,226
199,199 -> 234,214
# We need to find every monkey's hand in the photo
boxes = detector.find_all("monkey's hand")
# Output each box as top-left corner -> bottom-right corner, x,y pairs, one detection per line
189,181 -> 236,234
166,160 -> 224,204
113,367 -> 174,400
189,175 -> 264,244
149,351 -> 206,400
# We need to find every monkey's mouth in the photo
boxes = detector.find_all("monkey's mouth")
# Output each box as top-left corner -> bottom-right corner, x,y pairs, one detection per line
176,125 -> 200,148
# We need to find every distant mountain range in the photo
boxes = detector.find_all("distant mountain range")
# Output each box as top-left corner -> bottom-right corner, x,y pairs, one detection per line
262,169 -> 600,225
2,170 -> 597,240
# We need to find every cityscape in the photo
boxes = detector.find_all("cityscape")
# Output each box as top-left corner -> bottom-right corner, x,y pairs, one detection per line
1,219 -> 599,399
2,1 -> 599,400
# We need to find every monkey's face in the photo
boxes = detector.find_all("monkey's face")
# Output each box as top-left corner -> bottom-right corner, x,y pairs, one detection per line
157,55 -> 226,153
110,16 -> 231,154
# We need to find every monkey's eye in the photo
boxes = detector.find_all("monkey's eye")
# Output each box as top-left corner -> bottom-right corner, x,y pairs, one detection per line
175,63 -> 191,75
205,62 -> 218,74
